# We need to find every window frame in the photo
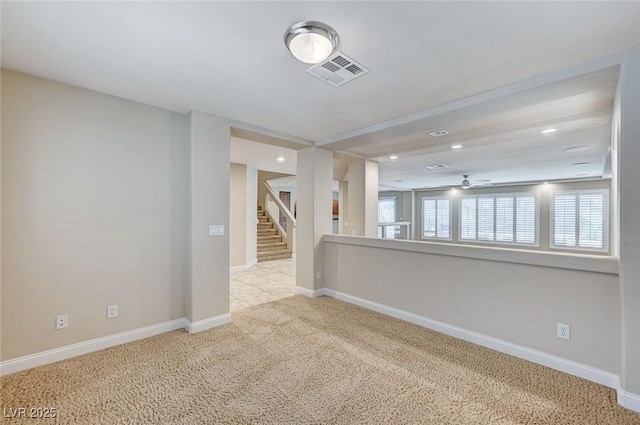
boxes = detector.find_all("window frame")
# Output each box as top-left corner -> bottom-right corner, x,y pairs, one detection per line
549,189 -> 609,253
457,191 -> 540,247
378,196 -> 398,224
420,195 -> 452,241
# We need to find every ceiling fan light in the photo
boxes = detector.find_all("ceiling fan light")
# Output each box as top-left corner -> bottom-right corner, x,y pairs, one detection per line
284,21 -> 339,64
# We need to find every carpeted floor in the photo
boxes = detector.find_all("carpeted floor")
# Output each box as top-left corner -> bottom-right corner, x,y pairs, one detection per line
2,295 -> 639,424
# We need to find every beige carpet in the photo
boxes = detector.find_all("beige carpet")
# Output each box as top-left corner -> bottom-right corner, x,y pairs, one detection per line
2,296 -> 639,424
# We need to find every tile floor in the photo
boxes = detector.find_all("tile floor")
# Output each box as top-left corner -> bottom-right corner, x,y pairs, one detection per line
230,258 -> 296,311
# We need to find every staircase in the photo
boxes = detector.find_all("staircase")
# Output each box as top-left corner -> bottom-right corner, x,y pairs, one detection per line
257,206 -> 292,262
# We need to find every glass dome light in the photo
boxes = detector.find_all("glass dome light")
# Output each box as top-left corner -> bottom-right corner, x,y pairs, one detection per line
284,21 -> 339,64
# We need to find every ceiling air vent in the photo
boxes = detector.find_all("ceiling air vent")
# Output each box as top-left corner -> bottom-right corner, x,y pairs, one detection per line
429,130 -> 450,137
425,163 -> 450,170
307,52 -> 370,87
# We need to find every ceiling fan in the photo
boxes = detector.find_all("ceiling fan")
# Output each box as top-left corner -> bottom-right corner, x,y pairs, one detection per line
437,174 -> 490,190
461,174 -> 471,189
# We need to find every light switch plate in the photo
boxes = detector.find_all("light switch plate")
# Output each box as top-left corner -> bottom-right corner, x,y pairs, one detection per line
209,225 -> 224,236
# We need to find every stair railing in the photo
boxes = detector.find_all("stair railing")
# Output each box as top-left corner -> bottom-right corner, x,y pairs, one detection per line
262,181 -> 296,253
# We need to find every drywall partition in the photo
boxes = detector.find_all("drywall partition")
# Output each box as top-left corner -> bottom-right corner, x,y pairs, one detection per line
230,163 -> 248,268
230,162 -> 257,270
187,111 -> 230,328
1,70 -> 189,360
246,165 -> 258,267
296,147 -> 332,293
346,159 -> 379,237
618,50 -> 640,403
323,235 -> 620,381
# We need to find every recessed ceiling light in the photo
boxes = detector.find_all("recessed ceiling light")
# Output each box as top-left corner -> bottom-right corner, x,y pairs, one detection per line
571,162 -> 590,166
543,181 -> 549,185
564,146 -> 589,153
541,128 -> 557,135
394,180 -> 403,183
389,155 -> 398,160
429,130 -> 449,137
277,156 -> 285,162
450,145 -> 463,150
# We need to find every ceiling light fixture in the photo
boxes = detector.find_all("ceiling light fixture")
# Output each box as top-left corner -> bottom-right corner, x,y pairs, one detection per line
461,174 -> 471,189
451,145 -> 463,150
389,155 -> 398,160
276,156 -> 285,163
541,128 -> 557,135
284,20 -> 339,64
571,162 -> 590,166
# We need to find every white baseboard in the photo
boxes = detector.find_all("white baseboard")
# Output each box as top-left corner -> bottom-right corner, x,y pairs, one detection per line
230,259 -> 257,273
185,313 -> 231,334
323,288 -> 619,390
295,286 -> 327,298
618,388 -> 640,413
0,318 -> 187,376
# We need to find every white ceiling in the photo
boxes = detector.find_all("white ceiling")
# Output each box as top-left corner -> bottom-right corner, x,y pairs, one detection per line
2,2 -> 639,189
230,137 -> 296,175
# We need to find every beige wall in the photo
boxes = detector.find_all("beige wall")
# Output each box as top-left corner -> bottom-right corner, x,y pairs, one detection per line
296,147 -> 333,291
345,159 -> 379,237
230,163 -> 248,267
323,236 -> 620,374
1,70 -> 189,360
187,111 -> 230,322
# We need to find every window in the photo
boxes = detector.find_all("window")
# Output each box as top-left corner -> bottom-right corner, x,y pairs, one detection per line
551,190 -> 608,251
378,197 -> 397,223
459,193 -> 537,245
378,197 -> 397,239
422,197 -> 450,239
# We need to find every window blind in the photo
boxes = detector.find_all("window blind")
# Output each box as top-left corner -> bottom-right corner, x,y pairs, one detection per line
378,197 -> 396,223
460,192 -> 537,245
422,197 -> 450,239
552,191 -> 606,250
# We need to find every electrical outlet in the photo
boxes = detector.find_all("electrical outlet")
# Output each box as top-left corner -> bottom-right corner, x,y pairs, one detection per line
56,314 -> 68,330
316,270 -> 322,280
557,323 -> 571,340
107,304 -> 118,319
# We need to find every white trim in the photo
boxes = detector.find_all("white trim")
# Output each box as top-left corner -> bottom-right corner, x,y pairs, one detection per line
0,318 -> 187,376
323,288 -> 619,389
295,286 -> 327,298
230,259 -> 257,273
618,388 -> 640,413
185,313 -> 231,334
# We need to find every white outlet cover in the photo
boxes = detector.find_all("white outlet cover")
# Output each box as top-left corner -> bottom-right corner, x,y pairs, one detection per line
56,314 -> 68,330
107,304 -> 118,319
557,323 -> 571,340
